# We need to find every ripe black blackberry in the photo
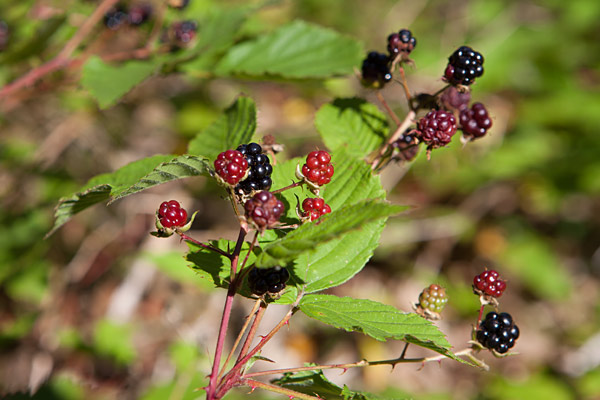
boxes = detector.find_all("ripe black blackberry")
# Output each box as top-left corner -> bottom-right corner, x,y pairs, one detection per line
104,5 -> 128,30
236,142 -> 273,194
444,46 -> 484,86
361,51 -> 392,88
387,29 -> 416,57
476,312 -> 519,354
248,266 -> 290,296
460,102 -> 492,139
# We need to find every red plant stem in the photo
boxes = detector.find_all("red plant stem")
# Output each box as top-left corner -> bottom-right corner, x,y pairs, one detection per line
477,304 -> 485,327
215,307 -> 296,398
217,299 -> 262,380
178,232 -> 232,259
0,0 -> 121,100
271,181 -> 303,194
398,65 -> 412,102
205,227 -> 247,400
235,301 -> 267,365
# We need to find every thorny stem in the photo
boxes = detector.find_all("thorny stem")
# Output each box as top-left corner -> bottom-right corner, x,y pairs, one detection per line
242,378 -> 322,400
235,301 -> 267,365
215,307 -> 297,399
205,227 -> 248,400
399,342 -> 410,359
178,232 -> 232,259
376,92 -> 400,126
243,347 -> 479,379
0,0 -> 121,100
371,109 -> 416,170
217,299 -> 262,380
272,181 -> 304,194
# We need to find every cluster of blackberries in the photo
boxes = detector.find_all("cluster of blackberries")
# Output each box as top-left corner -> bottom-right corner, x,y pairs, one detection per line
104,3 -> 152,30
248,266 -> 290,296
361,28 -> 416,88
444,46 -> 484,86
236,143 -> 273,194
476,312 -> 519,354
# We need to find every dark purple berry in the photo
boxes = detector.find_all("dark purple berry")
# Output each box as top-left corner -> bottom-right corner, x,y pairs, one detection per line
416,110 -> 457,149
440,86 -> 471,112
444,46 -> 484,86
128,4 -> 152,26
391,132 -> 420,161
248,266 -> 290,296
387,29 -> 416,57
361,51 -> 392,88
460,102 -> 492,139
244,191 -> 284,230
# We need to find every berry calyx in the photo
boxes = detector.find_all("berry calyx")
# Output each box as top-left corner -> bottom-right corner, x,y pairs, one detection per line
476,311 -> 519,354
387,29 -> 416,57
444,46 -> 484,86
248,266 -> 290,296
301,150 -> 334,187
460,102 -> 492,139
301,197 -> 332,222
417,284 -> 448,316
214,149 -> 249,186
416,110 -> 457,149
236,143 -> 273,194
158,200 -> 188,228
361,51 -> 392,88
244,191 -> 285,230
473,269 -> 507,298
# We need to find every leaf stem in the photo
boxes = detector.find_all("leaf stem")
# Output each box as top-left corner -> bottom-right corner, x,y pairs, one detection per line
242,378 -> 322,400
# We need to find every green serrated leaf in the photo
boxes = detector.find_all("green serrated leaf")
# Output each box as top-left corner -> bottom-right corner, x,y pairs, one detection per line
187,96 -> 256,160
268,150 -> 395,298
48,155 -> 208,236
299,295 -> 463,361
81,56 -> 163,109
315,98 -> 388,158
215,20 -> 362,79
273,368 -> 369,400
110,155 -> 211,202
256,199 -> 406,267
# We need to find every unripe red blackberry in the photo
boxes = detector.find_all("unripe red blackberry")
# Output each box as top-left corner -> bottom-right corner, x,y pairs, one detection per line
444,46 -> 484,86
361,51 -> 392,88
476,311 -> 519,354
418,284 -> 448,314
214,149 -> 249,186
301,197 -> 332,222
391,132 -> 420,161
460,102 -> 492,139
244,191 -> 285,230
473,269 -> 507,298
248,266 -> 290,296
158,200 -> 188,228
416,110 -> 457,149
236,143 -> 273,194
301,150 -> 334,186
387,29 -> 416,57
440,86 -> 471,112
128,4 -> 152,26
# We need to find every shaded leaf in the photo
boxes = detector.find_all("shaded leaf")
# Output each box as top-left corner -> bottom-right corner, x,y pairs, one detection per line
315,98 -> 388,158
187,96 -> 256,161
215,20 -> 362,79
81,56 -> 163,109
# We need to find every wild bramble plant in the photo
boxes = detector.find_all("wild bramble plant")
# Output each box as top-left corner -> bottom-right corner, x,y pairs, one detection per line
32,2 -> 516,396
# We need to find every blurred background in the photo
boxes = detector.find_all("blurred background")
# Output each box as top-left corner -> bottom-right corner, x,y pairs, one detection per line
1,0 -> 600,399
